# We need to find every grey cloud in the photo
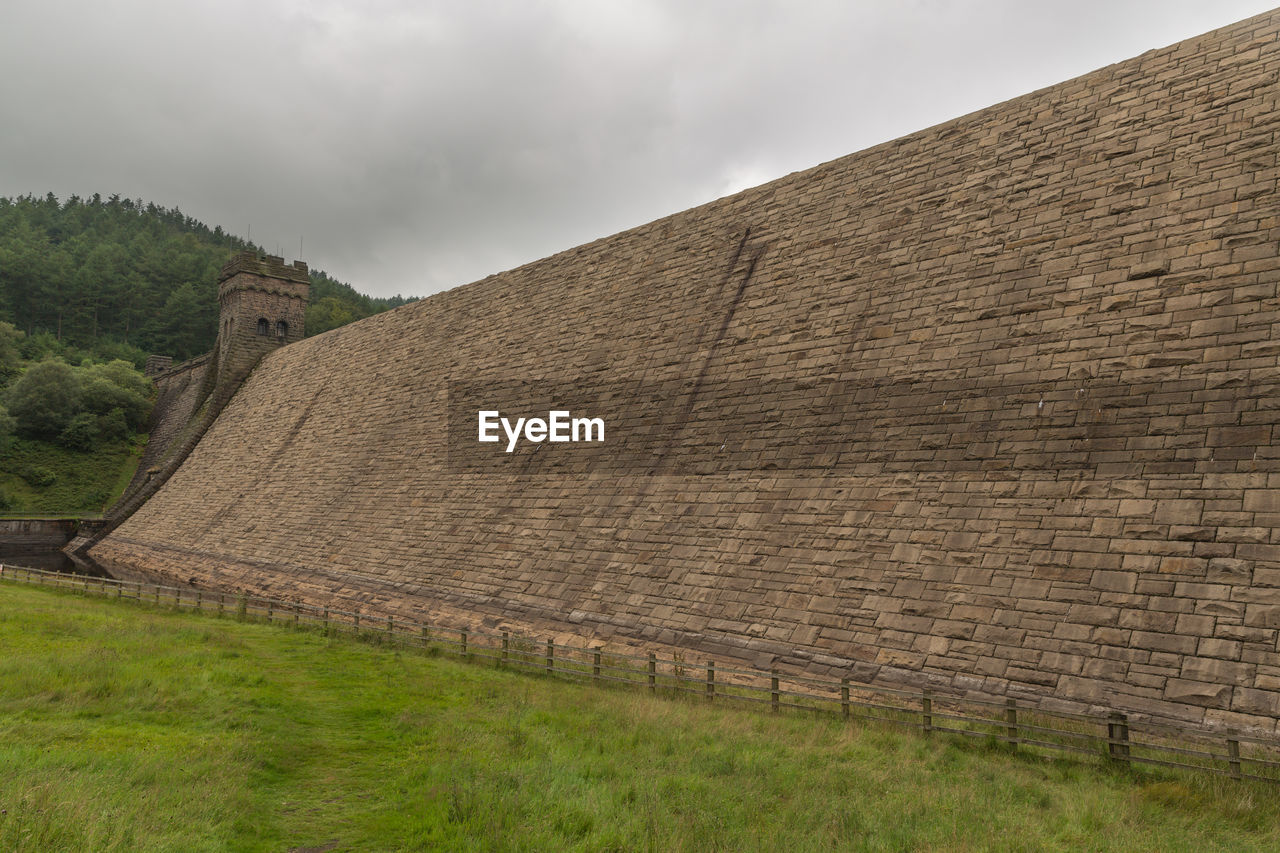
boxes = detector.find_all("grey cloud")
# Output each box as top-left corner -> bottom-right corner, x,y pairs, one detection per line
2,0 -> 1274,298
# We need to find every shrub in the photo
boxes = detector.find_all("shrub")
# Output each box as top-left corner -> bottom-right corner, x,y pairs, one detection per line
96,407 -> 130,443
58,412 -> 101,451
6,359 -> 80,439
0,322 -> 22,380
17,331 -> 62,362
0,403 -> 14,451
82,487 -> 111,509
90,338 -> 149,371
17,464 -> 56,487
75,360 -> 152,431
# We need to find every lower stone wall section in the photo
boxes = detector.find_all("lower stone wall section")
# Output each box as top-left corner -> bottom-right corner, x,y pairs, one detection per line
0,519 -> 78,551
124,354 -> 212,499
91,463 -> 1280,734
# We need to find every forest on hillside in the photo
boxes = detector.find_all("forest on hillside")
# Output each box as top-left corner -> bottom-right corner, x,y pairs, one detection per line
0,192 -> 413,365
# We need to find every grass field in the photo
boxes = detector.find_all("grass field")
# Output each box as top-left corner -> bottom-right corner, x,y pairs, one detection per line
1,581 -> 1277,852
0,434 -> 144,515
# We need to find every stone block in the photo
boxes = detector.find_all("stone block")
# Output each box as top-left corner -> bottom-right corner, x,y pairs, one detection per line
1207,559 -> 1252,583
1232,687 -> 1280,717
1057,675 -> 1110,703
1245,491 -> 1280,514
1179,657 -> 1252,684
1255,568 -> 1280,588
1091,571 -> 1137,593
1244,605 -> 1280,629
1163,679 -> 1232,708
1130,631 -> 1197,655
1153,500 -> 1204,525
1196,637 -> 1242,660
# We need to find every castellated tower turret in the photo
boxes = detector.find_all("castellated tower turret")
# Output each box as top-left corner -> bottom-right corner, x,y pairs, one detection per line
215,251 -> 309,389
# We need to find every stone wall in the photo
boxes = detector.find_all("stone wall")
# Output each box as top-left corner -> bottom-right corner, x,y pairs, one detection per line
122,353 -> 212,500
0,519 -> 78,551
92,10 -> 1280,731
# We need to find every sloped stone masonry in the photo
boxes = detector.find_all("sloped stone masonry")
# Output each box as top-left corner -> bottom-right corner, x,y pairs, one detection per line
93,10 -> 1280,731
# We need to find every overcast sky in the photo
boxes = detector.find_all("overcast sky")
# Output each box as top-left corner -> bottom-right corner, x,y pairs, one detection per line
2,1 -> 1274,299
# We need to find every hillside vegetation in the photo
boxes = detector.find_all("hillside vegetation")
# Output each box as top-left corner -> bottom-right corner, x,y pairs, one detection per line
0,328 -> 150,513
1,580 -> 1277,852
0,193 -> 413,364
0,193 -> 412,512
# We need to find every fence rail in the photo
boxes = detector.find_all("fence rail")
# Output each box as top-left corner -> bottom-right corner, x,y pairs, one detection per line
3,562 -> 1278,784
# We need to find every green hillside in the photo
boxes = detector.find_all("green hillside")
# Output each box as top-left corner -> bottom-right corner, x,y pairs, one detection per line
1,580 -> 1276,852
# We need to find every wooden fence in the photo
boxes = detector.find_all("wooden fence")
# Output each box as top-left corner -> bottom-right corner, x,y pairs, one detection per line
3,562 -> 1278,784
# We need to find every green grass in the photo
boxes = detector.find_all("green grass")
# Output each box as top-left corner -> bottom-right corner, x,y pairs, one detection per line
1,583 -> 1277,852
0,434 -> 144,515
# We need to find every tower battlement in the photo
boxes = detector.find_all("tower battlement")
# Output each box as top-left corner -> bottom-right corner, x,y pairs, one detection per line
218,252 -> 310,287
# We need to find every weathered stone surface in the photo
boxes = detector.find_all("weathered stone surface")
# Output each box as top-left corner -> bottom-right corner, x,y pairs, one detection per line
1207,559 -> 1253,583
90,10 -> 1280,730
1180,657 -> 1253,685
1233,688 -> 1280,717
1164,679 -> 1233,709
1244,606 -> 1280,630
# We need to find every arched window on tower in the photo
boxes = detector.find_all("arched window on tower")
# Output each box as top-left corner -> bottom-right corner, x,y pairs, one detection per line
257,318 -> 269,336
276,320 -> 288,339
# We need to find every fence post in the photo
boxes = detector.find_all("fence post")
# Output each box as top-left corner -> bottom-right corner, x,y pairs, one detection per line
196,590 -> 202,611
501,631 -> 509,665
460,629 -> 468,659
545,639 -> 554,674
322,607 -> 329,632
706,662 -> 715,702
1107,712 -> 1130,764
648,652 -> 656,692
841,677 -> 850,719
353,613 -> 360,631
922,690 -> 933,736
267,602 -> 273,622
1005,699 -> 1019,751
771,669 -> 780,713
237,593 -> 247,619
387,615 -> 394,636
1228,734 -> 1242,780
421,624 -> 430,646
593,650 -> 601,681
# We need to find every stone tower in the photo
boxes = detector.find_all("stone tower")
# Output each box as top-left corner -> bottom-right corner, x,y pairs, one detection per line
215,251 -> 309,389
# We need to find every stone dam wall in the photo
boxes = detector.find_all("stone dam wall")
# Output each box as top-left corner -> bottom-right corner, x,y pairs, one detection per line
128,353 -> 212,495
93,11 -> 1280,731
